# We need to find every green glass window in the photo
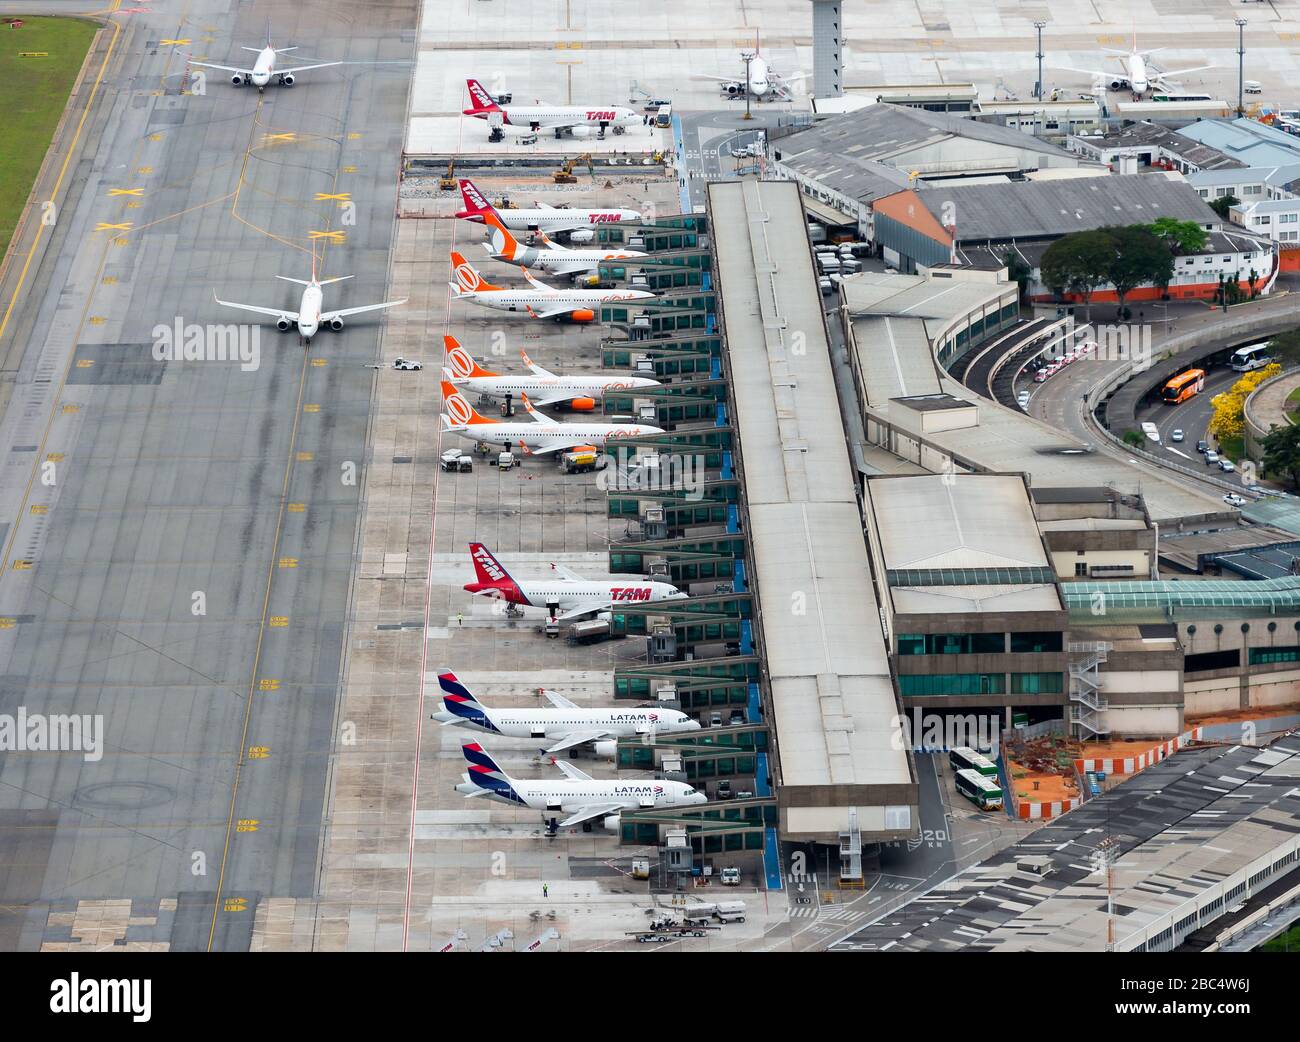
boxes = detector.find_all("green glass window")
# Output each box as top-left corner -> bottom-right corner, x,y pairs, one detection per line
897,633 -> 1005,655
898,673 -> 1005,696
1249,646 -> 1300,665
1010,672 -> 1064,694
1009,631 -> 1063,653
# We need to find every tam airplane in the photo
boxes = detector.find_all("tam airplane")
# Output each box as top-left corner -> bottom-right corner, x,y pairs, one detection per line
453,742 -> 707,832
463,77 -> 639,137
214,258 -> 405,342
448,251 -> 653,322
694,33 -> 807,101
441,379 -> 664,456
461,542 -> 686,622
441,334 -> 659,409
186,27 -> 340,91
1057,32 -> 1212,95
481,211 -> 646,277
432,670 -> 699,757
457,178 -> 642,241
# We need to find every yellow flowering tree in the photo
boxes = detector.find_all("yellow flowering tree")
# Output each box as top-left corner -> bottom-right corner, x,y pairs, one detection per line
1208,363 -> 1281,440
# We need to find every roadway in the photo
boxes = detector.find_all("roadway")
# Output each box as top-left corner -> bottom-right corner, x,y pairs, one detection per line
0,1 -> 416,950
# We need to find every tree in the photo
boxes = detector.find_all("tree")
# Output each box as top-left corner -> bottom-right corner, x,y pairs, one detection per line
1269,328 -> 1300,365
1039,230 -> 1113,320
1209,364 -> 1281,442
1003,248 -> 1032,300
1103,225 -> 1174,319
1208,194 -> 1240,220
1148,217 -> 1209,256
1262,422 -> 1300,488
1122,430 -> 1145,448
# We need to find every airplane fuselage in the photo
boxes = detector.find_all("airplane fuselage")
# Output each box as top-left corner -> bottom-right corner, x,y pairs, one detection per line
440,706 -> 698,742
454,287 -> 653,315
450,374 -> 658,401
251,46 -> 276,87
297,282 -> 322,339
445,420 -> 664,455
463,575 -> 684,613
461,208 -> 642,234
471,105 -> 639,131
489,244 -> 646,274
458,777 -> 705,815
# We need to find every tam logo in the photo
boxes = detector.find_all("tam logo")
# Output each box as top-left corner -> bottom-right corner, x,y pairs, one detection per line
610,587 -> 653,602
463,184 -> 489,210
586,111 -> 617,121
589,214 -> 621,223
474,548 -> 505,581
470,83 -> 494,108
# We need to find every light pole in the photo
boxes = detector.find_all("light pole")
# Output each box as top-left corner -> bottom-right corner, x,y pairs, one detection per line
742,51 -> 755,121
1236,18 -> 1248,117
1034,21 -> 1046,101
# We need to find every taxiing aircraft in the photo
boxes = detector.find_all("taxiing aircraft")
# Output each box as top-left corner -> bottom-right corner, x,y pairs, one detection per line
457,179 -> 642,241
440,380 -> 664,457
462,77 -> 639,137
432,669 -> 699,758
214,259 -> 405,342
1056,32 -> 1212,95
694,33 -> 807,101
453,742 -> 707,832
441,335 -> 658,409
448,251 -> 653,322
461,542 -> 686,622
186,28 -> 340,91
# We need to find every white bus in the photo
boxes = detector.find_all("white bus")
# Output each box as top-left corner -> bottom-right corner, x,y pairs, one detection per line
1230,342 -> 1273,372
949,746 -> 998,777
954,768 -> 1004,811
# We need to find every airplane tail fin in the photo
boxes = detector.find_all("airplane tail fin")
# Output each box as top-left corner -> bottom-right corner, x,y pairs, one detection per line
464,78 -> 503,115
443,335 -> 499,378
438,671 -> 499,732
450,251 -> 502,293
484,212 -> 527,262
457,178 -> 500,222
441,380 -> 498,425
465,543 -> 528,604
461,742 -> 522,800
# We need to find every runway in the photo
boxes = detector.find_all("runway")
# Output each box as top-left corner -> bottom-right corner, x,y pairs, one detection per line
0,0 -> 417,950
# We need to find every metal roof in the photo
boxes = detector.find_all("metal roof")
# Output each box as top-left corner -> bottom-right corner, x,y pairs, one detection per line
710,180 -> 912,810
912,173 -> 1221,242
1063,575 -> 1300,620
1177,116 -> 1300,168
1079,120 -> 1245,170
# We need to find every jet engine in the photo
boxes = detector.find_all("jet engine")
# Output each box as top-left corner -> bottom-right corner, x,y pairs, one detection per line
276,316 -> 293,332
566,308 -> 595,323
601,814 -> 622,833
569,397 -> 597,412
1110,78 -> 1128,90
725,82 -> 745,97
592,740 -> 617,760
281,73 -> 295,87
231,73 -> 245,86
567,228 -> 595,244
328,316 -> 344,331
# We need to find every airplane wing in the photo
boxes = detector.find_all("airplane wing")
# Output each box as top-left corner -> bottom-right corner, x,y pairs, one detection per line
213,292 -> 296,322
320,298 -> 407,322
276,61 -> 343,75
541,258 -> 598,276
521,350 -> 557,380
531,392 -> 583,406
556,803 -> 623,829
1155,65 -> 1214,80
554,601 -> 610,623
549,562 -> 583,583
692,74 -> 743,84
520,393 -> 560,425
541,689 -> 579,710
544,731 -> 613,755
527,303 -> 590,320
187,59 -> 252,75
551,758 -> 595,781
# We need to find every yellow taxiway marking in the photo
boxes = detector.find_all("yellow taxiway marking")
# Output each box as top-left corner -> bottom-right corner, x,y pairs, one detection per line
262,131 -> 296,144
159,38 -> 190,46
94,221 -> 132,232
308,229 -> 345,244
108,187 -> 144,197
303,403 -> 319,413
258,679 -> 280,691
287,503 -> 305,513
341,165 -> 356,174
314,192 -> 350,202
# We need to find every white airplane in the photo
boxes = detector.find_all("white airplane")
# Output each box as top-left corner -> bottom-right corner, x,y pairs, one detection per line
461,542 -> 687,622
441,335 -> 659,409
437,929 -> 468,953
186,28 -> 340,91
457,179 -> 642,241
462,77 -> 640,138
1056,32 -> 1212,95
480,211 -> 646,277
694,33 -> 807,101
448,251 -> 653,323
214,259 -> 405,342
441,380 -> 664,458
432,669 -> 700,758
454,741 -> 707,832
521,928 -> 560,952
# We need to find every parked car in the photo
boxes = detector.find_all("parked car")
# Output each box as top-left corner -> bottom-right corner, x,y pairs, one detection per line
1205,450 -> 1220,465
729,709 -> 745,726
1219,459 -> 1236,473
1171,429 -> 1184,442
1224,493 -> 1248,507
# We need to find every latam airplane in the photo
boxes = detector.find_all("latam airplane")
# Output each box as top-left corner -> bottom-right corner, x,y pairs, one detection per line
214,259 -> 405,342
453,742 -> 707,832
448,251 -> 653,322
440,380 -> 664,456
441,334 -> 659,409
457,179 -> 642,241
1057,33 -> 1212,95
462,77 -> 639,138
695,33 -> 807,101
186,31 -> 340,91
462,542 -> 686,622
432,669 -> 700,757
481,213 -> 646,277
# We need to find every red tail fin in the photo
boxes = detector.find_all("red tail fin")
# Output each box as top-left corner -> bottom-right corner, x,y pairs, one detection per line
464,78 -> 502,115
466,543 -> 527,605
458,178 -> 497,219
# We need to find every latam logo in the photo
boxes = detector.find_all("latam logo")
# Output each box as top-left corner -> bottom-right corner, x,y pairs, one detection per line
610,587 -> 654,602
586,111 -> 618,121
447,346 -> 477,378
613,784 -> 665,796
473,546 -> 505,581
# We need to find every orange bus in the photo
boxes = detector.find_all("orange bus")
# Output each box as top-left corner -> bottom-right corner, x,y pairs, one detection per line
1162,369 -> 1205,405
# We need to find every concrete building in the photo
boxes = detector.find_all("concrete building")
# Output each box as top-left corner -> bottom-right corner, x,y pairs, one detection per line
1176,116 -> 1300,169
1069,120 -> 1244,175
1031,487 -> 1156,580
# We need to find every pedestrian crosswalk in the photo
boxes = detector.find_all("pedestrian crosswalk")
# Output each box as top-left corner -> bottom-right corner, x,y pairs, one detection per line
788,905 -> 868,924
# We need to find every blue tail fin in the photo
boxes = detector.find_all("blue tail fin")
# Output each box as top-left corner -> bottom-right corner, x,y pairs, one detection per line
439,671 -> 500,732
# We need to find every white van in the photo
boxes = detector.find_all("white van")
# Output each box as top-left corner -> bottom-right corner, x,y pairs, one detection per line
713,900 -> 747,923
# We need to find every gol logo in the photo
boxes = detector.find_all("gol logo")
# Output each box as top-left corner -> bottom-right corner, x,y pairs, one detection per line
445,393 -> 474,426
447,346 -> 477,378
455,262 -> 484,291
